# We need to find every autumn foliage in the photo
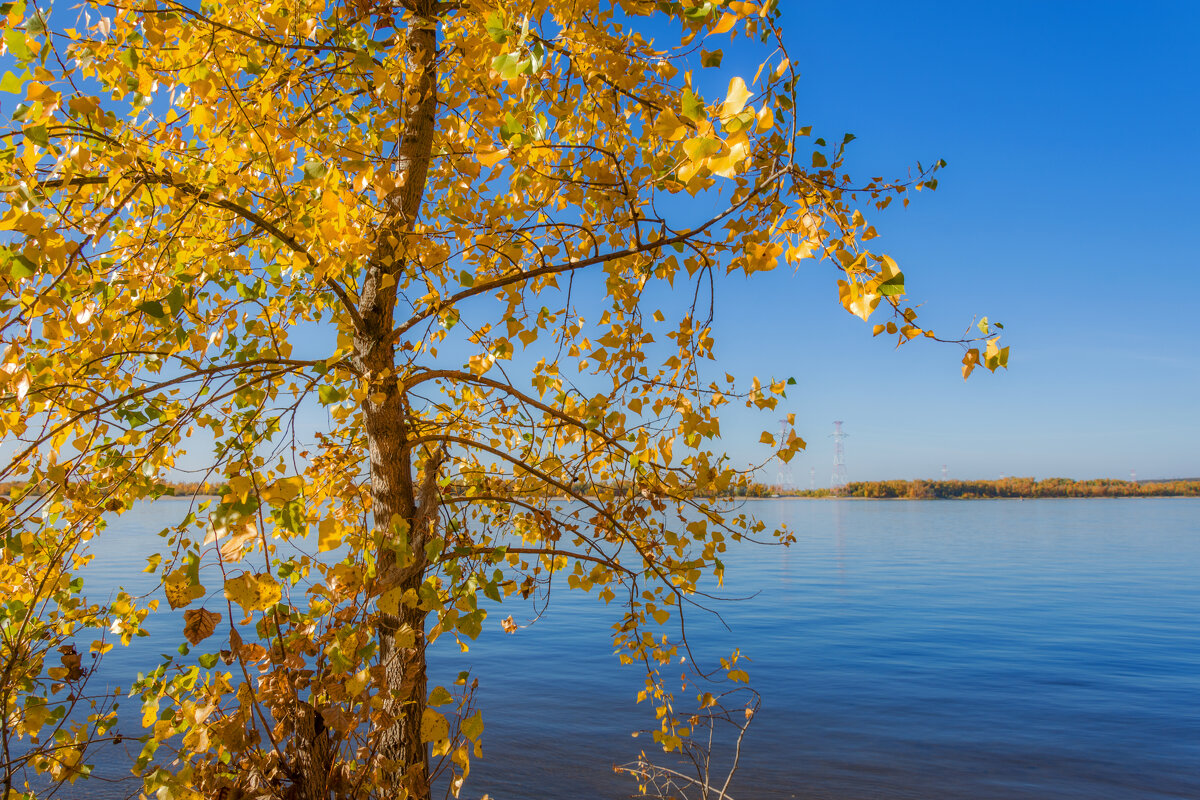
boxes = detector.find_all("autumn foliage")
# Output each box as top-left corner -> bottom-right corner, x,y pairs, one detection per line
833,478 -> 1200,500
0,1 -> 1000,798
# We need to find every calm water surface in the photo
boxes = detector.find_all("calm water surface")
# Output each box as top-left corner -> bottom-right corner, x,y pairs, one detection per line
76,498 -> 1199,799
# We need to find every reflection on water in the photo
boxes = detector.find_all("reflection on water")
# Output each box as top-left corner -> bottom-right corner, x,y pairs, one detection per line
73,498 -> 1200,799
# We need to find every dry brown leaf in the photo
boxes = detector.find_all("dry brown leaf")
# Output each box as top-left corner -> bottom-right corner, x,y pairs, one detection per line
183,607 -> 221,645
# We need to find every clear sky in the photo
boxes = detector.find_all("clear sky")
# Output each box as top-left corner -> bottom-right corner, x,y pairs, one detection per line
706,0 -> 1200,484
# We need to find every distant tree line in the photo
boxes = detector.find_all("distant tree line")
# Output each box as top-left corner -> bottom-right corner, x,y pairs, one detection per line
0,479 -> 218,503
787,477 -> 1200,499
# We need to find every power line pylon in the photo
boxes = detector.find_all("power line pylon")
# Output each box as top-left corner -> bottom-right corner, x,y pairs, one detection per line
829,421 -> 848,491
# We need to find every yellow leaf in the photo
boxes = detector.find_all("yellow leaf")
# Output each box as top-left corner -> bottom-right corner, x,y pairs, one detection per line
461,710 -> 484,744
682,136 -> 721,163
720,76 -> 752,119
379,586 -> 404,615
962,348 -> 980,380
984,337 -> 1010,371
850,291 -> 880,321
21,700 -> 50,735
267,476 -> 303,504
164,568 -> 205,610
839,277 -> 880,321
710,13 -> 738,36
224,572 -> 282,614
755,105 -> 775,132
317,517 -> 342,552
346,668 -> 370,697
879,254 -> 901,281
420,708 -> 449,743
478,148 -> 508,168
394,624 -> 417,649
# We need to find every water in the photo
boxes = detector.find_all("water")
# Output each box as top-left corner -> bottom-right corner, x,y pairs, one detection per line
69,498 -> 1200,798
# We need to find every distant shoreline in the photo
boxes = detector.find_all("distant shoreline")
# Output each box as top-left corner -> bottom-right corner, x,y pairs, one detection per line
5,477 -> 1197,506
760,477 -> 1200,500
738,494 -> 1199,500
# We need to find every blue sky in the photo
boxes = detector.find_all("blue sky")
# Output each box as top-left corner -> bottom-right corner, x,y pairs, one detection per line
707,0 -> 1199,483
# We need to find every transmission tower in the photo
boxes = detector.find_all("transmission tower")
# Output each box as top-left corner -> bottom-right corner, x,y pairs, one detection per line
942,464 -> 948,481
1130,469 -> 1137,485
810,467 -> 816,491
774,418 -> 794,490
829,421 -> 848,490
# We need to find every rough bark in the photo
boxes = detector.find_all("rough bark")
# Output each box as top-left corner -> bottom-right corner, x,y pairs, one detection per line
290,3 -> 441,798
361,4 -> 441,799
288,702 -> 336,800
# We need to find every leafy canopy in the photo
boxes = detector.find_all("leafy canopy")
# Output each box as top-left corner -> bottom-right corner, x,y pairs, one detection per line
0,0 -> 1003,797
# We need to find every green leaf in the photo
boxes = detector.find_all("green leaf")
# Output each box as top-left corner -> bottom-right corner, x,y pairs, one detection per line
456,609 -> 485,639
301,161 -> 328,181
166,286 -> 184,315
482,579 -> 501,603
117,47 -> 138,70
878,272 -> 905,296
811,151 -> 827,168
484,12 -> 509,43
492,52 -> 528,81
198,653 -> 218,668
682,3 -> 717,20
461,710 -> 484,742
10,252 -> 36,279
681,87 -> 704,122
427,686 -> 454,707
4,30 -> 31,61
529,41 -> 545,72
275,500 -> 304,535
23,124 -> 47,147
137,300 -> 165,319
700,48 -> 723,68
0,70 -> 25,94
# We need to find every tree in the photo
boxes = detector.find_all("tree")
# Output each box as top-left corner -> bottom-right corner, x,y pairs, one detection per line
0,0 -> 1004,797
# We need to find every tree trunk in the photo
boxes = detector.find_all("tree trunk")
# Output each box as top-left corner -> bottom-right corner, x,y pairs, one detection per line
292,4 -> 440,798
360,5 -> 440,799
